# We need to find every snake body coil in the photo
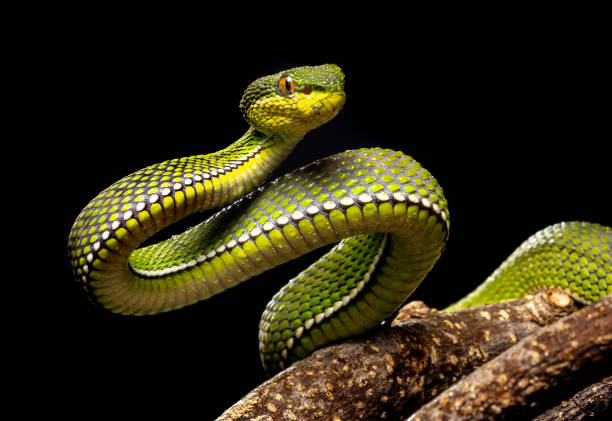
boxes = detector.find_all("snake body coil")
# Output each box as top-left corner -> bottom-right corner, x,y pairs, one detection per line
68,64 -> 611,374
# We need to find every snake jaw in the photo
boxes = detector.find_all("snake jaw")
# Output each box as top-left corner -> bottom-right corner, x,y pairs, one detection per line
296,90 -> 346,129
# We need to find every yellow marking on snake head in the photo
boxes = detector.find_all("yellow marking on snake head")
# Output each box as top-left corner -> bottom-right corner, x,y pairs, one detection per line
240,64 -> 346,138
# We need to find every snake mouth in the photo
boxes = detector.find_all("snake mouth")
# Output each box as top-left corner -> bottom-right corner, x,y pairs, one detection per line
323,91 -> 346,111
301,90 -> 346,123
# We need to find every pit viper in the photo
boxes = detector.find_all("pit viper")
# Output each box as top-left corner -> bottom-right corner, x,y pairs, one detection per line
68,64 -> 611,374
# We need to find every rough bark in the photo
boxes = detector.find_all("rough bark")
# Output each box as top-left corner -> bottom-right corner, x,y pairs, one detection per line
408,294 -> 611,420
217,289 -> 584,420
532,376 -> 611,421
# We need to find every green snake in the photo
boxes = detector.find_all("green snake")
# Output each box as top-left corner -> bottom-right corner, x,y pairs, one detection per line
68,64 -> 611,374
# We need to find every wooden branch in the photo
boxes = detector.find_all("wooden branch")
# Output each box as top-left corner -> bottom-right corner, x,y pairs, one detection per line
217,289 -> 578,420
408,294 -> 611,421
532,375 -> 611,421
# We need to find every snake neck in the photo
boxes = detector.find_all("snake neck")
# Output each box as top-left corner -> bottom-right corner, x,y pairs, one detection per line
215,127 -> 303,197
67,126 -> 305,300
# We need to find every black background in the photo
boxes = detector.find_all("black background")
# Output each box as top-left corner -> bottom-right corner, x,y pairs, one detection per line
37,20 -> 609,419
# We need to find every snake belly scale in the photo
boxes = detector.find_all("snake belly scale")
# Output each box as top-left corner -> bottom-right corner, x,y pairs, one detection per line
68,64 -> 611,374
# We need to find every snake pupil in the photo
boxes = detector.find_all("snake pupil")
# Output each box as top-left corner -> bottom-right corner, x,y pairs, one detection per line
280,76 -> 295,94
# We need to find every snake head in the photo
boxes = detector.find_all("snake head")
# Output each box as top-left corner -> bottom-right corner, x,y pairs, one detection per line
240,64 -> 346,139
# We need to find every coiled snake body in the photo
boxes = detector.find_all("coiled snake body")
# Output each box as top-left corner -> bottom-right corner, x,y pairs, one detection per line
68,64 -> 611,374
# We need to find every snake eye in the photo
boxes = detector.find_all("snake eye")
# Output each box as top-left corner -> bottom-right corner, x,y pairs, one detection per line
279,76 -> 295,95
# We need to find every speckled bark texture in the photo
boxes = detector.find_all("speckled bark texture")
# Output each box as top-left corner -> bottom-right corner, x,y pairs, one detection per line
532,376 -> 611,421
409,294 -> 611,420
217,289 -> 591,420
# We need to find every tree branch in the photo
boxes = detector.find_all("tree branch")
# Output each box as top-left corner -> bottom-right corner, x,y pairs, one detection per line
532,376 -> 611,421
217,289 -> 581,420
408,294 -> 611,420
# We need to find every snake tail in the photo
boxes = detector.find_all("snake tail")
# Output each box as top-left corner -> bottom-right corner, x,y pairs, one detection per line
447,221 -> 611,310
